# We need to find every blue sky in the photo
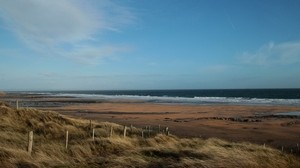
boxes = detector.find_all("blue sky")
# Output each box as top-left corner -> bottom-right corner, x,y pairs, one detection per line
0,0 -> 300,90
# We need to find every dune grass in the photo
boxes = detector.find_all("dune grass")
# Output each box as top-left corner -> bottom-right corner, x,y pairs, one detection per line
0,101 -> 299,168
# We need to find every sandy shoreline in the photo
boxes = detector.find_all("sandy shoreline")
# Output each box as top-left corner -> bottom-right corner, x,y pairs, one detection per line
1,93 -> 300,151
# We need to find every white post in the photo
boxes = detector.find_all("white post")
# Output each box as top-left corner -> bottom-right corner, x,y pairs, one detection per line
123,126 -> 127,138
28,131 -> 33,155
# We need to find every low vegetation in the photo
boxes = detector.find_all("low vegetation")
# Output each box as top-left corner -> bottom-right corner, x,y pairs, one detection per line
0,101 -> 299,168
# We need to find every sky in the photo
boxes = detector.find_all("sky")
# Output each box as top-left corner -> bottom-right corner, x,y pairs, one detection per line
0,0 -> 300,90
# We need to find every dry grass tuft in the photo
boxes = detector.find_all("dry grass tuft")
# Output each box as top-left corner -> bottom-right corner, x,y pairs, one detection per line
0,101 -> 299,167
0,91 -> 5,96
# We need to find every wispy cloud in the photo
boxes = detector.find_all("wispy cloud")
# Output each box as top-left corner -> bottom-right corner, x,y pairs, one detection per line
224,10 -> 236,31
62,44 -> 132,65
239,41 -> 300,65
39,72 -> 65,79
0,0 -> 135,63
201,65 -> 231,73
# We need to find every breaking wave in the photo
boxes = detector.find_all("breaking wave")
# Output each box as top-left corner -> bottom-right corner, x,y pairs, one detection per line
51,93 -> 300,106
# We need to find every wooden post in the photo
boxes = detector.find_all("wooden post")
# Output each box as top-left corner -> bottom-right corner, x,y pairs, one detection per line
263,143 -> 265,148
158,124 -> 161,133
89,120 -> 92,130
123,126 -> 127,138
65,130 -> 69,149
28,131 -> 33,155
142,130 -> 144,138
167,131 -> 170,136
16,100 -> 19,110
297,143 -> 299,151
92,128 -> 95,141
165,127 -> 169,135
281,146 -> 284,152
148,126 -> 151,137
110,126 -> 113,137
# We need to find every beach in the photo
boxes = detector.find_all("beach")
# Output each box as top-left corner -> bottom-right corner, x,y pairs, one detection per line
1,92 -> 300,151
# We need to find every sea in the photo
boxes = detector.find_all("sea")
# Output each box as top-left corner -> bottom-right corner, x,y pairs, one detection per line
29,89 -> 300,106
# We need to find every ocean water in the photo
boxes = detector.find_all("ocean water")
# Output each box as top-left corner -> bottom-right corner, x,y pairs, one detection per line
274,112 -> 300,116
36,89 -> 300,106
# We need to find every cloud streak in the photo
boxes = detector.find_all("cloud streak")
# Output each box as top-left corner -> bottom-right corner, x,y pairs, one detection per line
240,41 -> 300,65
0,0 -> 135,63
62,44 -> 132,65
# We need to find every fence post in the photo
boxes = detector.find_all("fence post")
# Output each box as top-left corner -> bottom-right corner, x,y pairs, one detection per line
123,126 -> 127,138
28,131 -> 33,155
110,126 -> 113,137
158,124 -> 161,133
165,127 -> 169,135
92,128 -> 95,141
142,130 -> 144,138
148,126 -> 151,137
297,143 -> 299,152
65,130 -> 69,149
16,100 -> 19,110
263,143 -> 265,148
281,146 -> 284,152
89,120 -> 92,130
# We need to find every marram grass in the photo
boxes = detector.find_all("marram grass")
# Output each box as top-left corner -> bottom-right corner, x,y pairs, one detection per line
0,102 -> 299,168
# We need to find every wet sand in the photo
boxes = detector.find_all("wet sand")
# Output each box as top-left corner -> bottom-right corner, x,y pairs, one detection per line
1,93 -> 300,151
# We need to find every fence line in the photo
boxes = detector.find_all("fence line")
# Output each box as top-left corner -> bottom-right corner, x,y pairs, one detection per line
22,120 -> 300,157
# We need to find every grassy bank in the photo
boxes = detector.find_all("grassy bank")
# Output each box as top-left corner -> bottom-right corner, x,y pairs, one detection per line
0,101 -> 299,168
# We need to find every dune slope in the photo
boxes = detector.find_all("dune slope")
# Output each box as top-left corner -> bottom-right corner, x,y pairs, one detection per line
0,102 -> 299,168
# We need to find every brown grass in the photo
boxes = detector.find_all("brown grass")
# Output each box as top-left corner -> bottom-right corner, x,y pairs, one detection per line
0,101 -> 299,168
